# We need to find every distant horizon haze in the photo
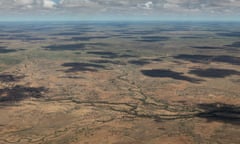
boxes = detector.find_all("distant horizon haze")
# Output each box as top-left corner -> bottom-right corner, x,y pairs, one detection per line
0,0 -> 239,22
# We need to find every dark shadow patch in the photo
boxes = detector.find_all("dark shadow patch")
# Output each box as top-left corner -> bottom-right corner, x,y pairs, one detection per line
125,50 -> 133,52
50,32 -> 83,36
88,43 -> 109,47
121,30 -> 157,35
147,58 -> 162,62
87,51 -> 118,58
0,35 -> 45,41
128,60 -> 151,66
213,56 -> 240,65
60,76 -> 84,79
191,46 -> 222,50
151,101 -> 240,125
151,58 -> 162,62
0,46 -> 17,53
141,69 -> 203,83
87,51 -> 137,59
67,37 -> 91,41
225,42 -> 240,48
22,37 -> 46,41
119,36 -> 137,39
87,51 -> 117,55
214,55 -> 240,65
62,62 -> 106,72
196,103 -> 240,125
174,54 -> 212,63
189,68 -> 240,78
180,36 -> 202,39
0,85 -> 47,103
90,60 -> 125,65
118,54 -> 137,58
44,43 -> 86,51
137,36 -> 170,42
0,34 -> 9,37
67,36 -> 110,41
174,54 -> 240,65
217,32 -> 240,37
0,74 -> 24,82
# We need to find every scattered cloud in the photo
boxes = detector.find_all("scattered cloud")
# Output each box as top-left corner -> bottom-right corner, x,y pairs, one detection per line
0,0 -> 239,20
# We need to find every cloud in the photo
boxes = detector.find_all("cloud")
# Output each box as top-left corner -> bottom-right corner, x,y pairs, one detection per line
0,0 -> 240,20
11,0 -> 56,9
14,0 -> 34,5
143,1 -> 153,9
43,0 -> 56,8
163,3 -> 179,9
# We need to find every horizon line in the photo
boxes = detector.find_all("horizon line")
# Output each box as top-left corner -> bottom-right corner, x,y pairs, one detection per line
0,19 -> 240,23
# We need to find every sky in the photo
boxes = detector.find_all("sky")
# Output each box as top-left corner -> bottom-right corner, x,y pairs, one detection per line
0,0 -> 239,21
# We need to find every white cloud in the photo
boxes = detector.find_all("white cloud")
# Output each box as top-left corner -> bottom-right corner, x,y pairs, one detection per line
137,1 -> 153,10
144,1 -> 153,9
163,3 -> 179,9
43,0 -> 56,9
59,0 -> 99,8
0,0 -> 239,20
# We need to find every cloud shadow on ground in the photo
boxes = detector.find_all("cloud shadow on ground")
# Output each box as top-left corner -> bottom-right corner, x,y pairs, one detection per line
189,68 -> 240,78
191,46 -> 222,50
196,103 -> 240,125
61,62 -> 106,72
141,69 -> 203,83
216,32 -> 240,37
136,36 -> 170,42
128,59 -> 151,66
174,54 -> 240,65
0,46 -> 17,53
0,85 -> 47,103
0,74 -> 24,82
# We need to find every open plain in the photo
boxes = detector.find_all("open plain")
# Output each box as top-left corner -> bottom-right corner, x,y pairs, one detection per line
0,22 -> 240,144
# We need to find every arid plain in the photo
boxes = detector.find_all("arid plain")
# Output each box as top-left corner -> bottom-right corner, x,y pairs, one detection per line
0,22 -> 240,144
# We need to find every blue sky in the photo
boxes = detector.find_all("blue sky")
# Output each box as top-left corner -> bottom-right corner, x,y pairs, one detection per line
0,0 -> 239,21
